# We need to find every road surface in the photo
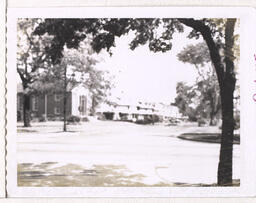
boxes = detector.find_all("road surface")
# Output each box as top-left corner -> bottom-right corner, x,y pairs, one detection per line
17,121 -> 240,186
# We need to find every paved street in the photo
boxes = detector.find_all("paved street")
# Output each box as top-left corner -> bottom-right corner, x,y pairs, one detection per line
17,121 -> 240,186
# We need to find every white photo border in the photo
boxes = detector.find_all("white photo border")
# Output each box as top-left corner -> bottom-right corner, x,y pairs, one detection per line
6,6 -> 256,197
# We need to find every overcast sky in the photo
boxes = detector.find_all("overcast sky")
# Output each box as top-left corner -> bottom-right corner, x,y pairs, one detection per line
95,27 -> 203,104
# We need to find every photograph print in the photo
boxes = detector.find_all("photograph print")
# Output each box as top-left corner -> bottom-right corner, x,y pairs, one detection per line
16,17 -> 240,189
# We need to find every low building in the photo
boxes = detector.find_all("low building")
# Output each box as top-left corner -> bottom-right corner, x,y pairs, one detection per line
17,84 -> 92,121
97,101 -> 182,123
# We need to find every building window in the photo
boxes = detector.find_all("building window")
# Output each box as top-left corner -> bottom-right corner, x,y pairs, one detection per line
79,95 -> 87,115
54,107 -> 61,115
31,96 -> 38,111
55,94 -> 61,102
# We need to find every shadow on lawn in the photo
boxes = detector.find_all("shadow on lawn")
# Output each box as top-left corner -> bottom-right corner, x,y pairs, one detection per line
18,162 -> 170,187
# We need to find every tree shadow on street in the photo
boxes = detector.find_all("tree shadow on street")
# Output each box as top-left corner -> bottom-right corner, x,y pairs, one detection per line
18,162 -> 170,187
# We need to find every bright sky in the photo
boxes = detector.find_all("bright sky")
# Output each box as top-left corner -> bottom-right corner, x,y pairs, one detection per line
95,27 -> 203,104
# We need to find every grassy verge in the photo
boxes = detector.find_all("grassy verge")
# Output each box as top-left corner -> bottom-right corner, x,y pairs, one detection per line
178,133 -> 240,144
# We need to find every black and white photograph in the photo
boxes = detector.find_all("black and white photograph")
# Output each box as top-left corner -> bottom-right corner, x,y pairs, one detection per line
5,7 -> 256,197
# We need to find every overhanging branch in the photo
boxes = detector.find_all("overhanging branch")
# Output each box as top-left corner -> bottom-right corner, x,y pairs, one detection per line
178,18 -> 225,88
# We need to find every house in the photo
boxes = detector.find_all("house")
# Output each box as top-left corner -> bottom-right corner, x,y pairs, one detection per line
17,84 -> 92,121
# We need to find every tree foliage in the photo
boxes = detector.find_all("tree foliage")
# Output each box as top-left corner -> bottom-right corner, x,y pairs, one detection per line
34,19 -> 186,63
17,19 -> 53,88
175,82 -> 197,121
176,42 -> 221,126
17,18 -> 53,126
177,42 -> 211,67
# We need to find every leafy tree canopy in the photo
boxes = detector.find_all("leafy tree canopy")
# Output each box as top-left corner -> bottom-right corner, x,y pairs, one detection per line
17,18 -> 53,89
34,19 -> 189,63
176,42 -> 221,125
34,18 -> 227,64
177,42 -> 211,67
31,38 -> 111,97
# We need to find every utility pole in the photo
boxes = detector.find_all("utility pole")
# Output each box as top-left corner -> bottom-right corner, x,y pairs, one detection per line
63,64 -> 67,132
44,94 -> 47,121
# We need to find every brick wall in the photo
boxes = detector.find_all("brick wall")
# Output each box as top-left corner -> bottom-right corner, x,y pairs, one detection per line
17,92 -> 72,121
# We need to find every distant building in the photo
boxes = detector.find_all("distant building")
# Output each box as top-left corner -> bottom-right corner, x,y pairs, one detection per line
96,101 -> 182,122
17,84 -> 92,121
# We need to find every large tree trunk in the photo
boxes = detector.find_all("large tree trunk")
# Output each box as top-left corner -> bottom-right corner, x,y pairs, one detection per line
179,18 -> 237,185
218,81 -> 235,185
217,19 -> 236,186
23,93 -> 31,127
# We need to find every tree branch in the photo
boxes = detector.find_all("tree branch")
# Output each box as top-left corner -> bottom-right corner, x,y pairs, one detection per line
178,18 -> 225,88
17,68 -> 26,83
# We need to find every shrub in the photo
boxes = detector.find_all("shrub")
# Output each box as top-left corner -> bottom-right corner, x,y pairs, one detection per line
152,114 -> 160,123
39,116 -> 46,122
67,115 -> 81,123
198,118 -> 206,127
81,117 -> 89,122
135,115 -> 154,125
97,113 -> 107,121
169,117 -> 179,125
47,115 -> 56,121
